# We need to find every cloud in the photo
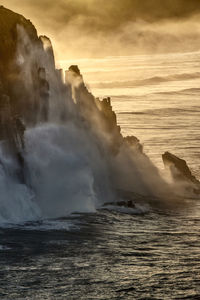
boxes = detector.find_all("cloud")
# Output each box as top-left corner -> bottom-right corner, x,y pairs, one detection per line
2,0 -> 200,59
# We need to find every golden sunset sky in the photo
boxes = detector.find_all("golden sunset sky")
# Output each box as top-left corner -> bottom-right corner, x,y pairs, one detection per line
2,0 -> 200,59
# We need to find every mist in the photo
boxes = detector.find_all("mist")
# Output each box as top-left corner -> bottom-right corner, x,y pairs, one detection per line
2,0 -> 200,59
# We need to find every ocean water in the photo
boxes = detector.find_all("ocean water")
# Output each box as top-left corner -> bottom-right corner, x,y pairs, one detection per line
1,52 -> 200,299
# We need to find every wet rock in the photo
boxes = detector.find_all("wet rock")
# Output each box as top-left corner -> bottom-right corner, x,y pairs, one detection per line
124,135 -> 143,153
39,35 -> 55,68
68,65 -> 81,76
104,200 -> 136,209
0,6 -> 52,124
0,6 -> 38,71
38,67 -> 49,122
162,151 -> 200,193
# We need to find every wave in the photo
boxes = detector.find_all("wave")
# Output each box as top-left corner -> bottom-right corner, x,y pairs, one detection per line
174,87 -> 200,94
91,72 -> 200,88
119,107 -> 200,117
103,204 -> 149,215
155,87 -> 200,96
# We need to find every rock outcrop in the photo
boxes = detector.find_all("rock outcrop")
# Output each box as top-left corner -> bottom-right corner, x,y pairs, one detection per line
162,151 -> 200,194
65,65 -> 145,156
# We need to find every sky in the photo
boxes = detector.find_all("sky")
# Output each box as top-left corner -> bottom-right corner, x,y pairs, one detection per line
1,0 -> 200,59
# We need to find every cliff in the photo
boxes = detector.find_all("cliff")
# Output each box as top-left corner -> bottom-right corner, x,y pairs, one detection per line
0,6 -> 54,124
0,6 -> 179,211
0,6 -> 40,88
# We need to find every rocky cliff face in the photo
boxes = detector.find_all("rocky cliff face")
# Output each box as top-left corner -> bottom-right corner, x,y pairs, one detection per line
0,6 -> 55,125
0,6 -> 38,68
0,6 -> 142,156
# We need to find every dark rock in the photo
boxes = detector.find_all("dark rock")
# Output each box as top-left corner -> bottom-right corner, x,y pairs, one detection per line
0,6 -> 40,94
0,6 -> 53,180
0,6 -> 51,124
162,151 -> 200,193
39,35 -> 55,68
104,200 -> 135,209
124,135 -> 143,153
0,6 -> 38,69
68,65 -> 81,76
38,67 -> 49,122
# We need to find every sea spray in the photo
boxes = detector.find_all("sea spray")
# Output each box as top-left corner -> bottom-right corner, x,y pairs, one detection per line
0,6 -> 197,225
24,123 -> 113,218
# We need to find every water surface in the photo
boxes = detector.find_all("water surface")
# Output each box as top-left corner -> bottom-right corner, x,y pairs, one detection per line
1,52 -> 200,299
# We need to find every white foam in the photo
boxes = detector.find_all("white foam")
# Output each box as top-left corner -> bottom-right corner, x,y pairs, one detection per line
0,245 -> 11,251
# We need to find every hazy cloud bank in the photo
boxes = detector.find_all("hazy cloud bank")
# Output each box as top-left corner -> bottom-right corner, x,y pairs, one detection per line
2,0 -> 200,59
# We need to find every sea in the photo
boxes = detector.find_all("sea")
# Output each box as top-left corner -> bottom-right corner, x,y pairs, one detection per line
1,51 -> 200,299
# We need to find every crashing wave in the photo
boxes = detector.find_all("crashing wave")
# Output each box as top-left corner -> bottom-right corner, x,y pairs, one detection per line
0,6 -> 198,224
91,72 -> 200,89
